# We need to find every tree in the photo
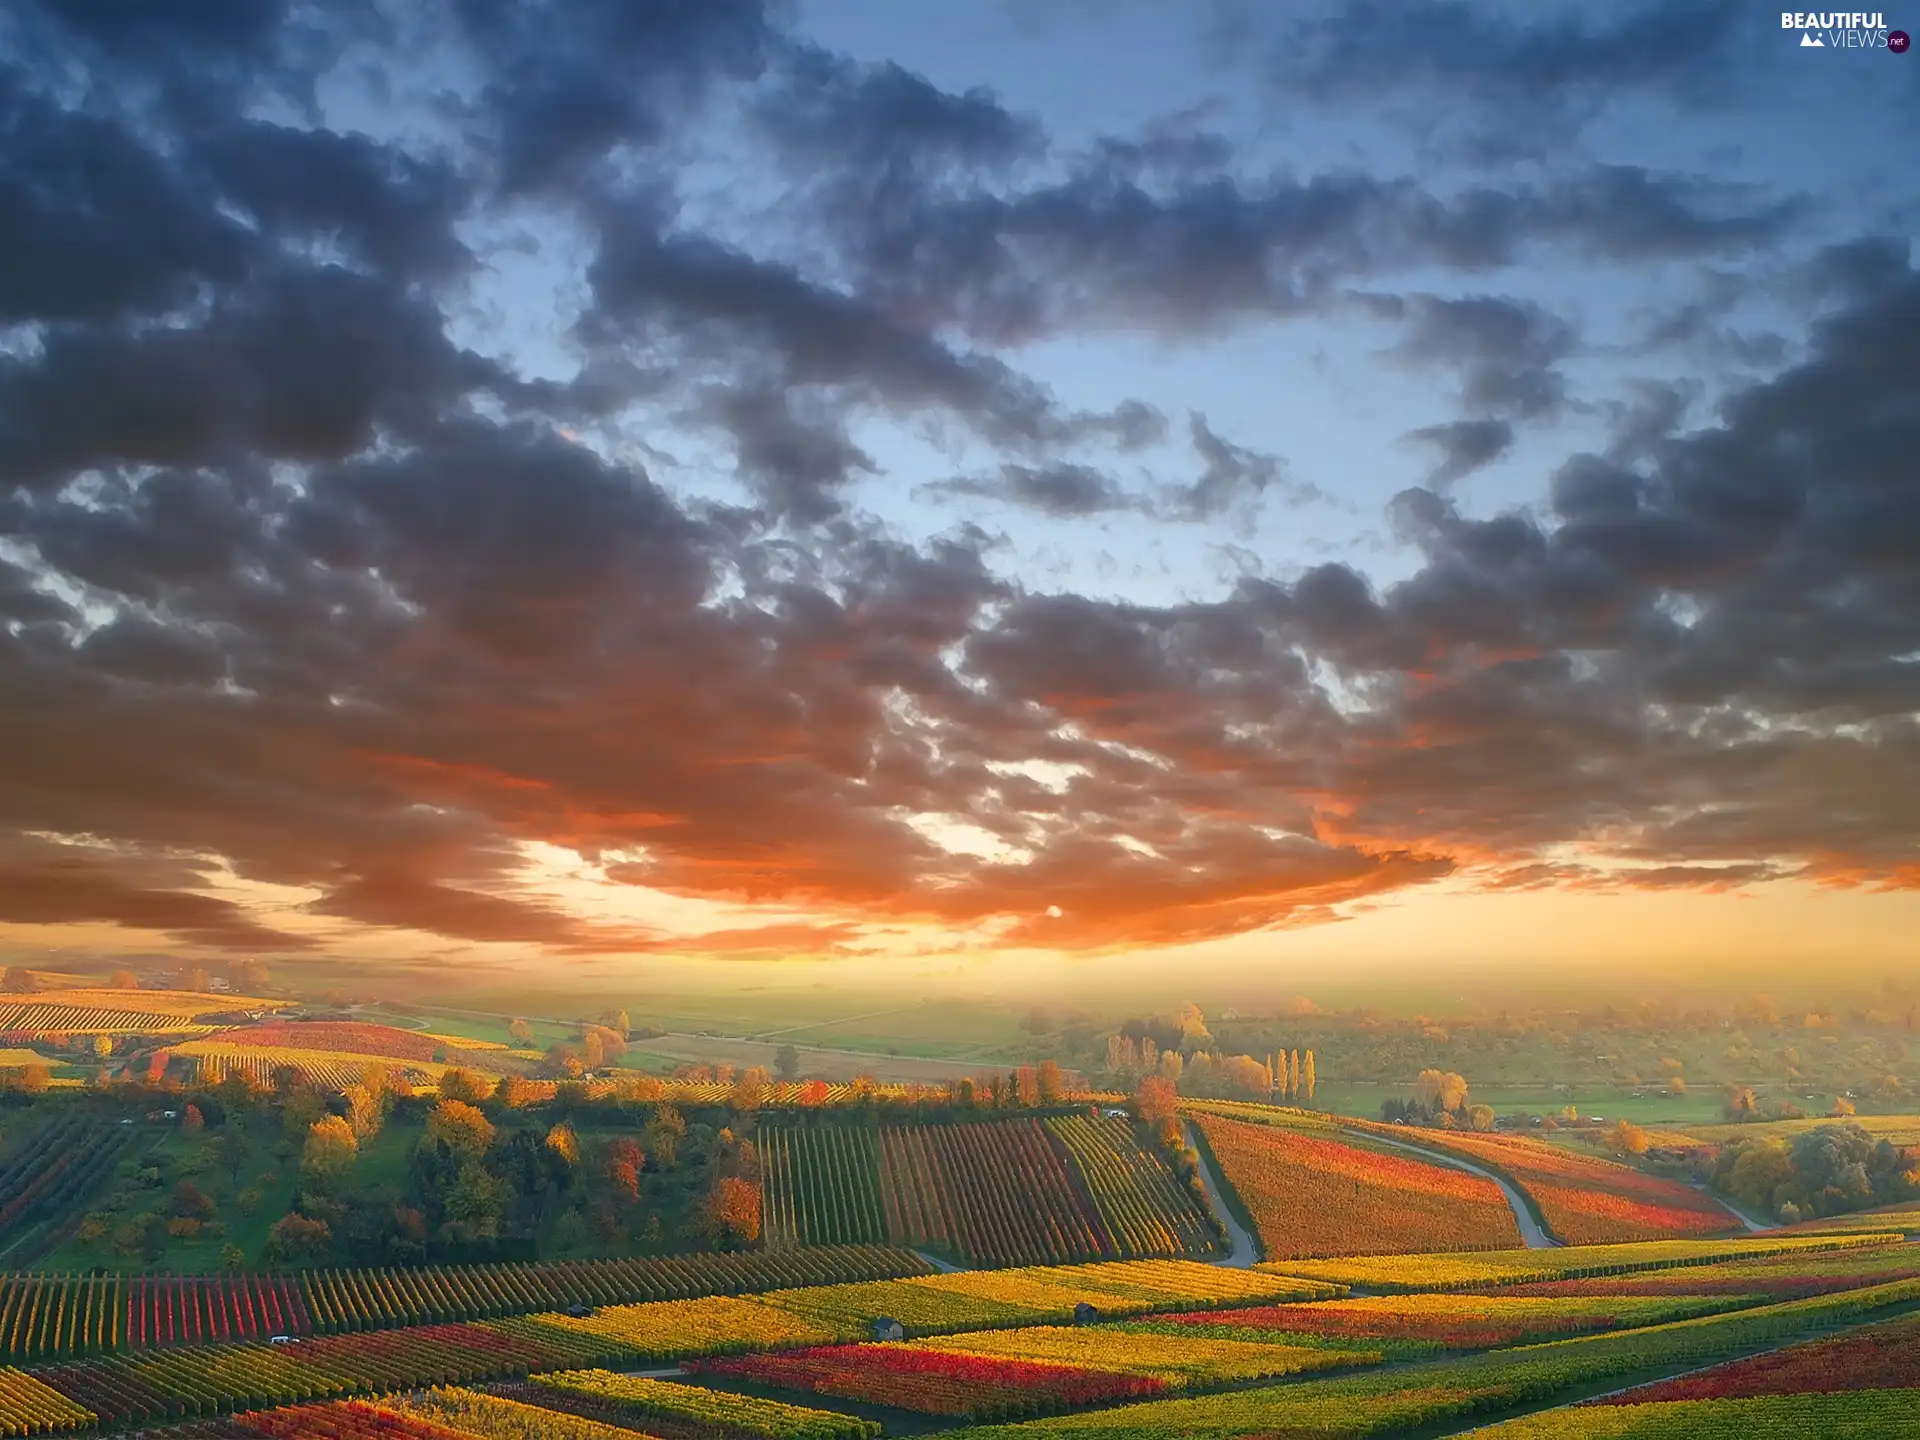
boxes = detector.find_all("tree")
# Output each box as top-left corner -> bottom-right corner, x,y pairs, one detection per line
343,1083 -> 385,1141
1467,1104 -> 1497,1133
91,1034 -> 114,1058
302,1115 -> 359,1188
1724,1086 -> 1761,1121
706,1174 -> 761,1245
1221,1054 -> 1271,1098
798,1079 -> 830,1108
1302,1050 -> 1317,1103
1415,1070 -> 1470,1115
604,1137 -> 644,1206
220,1244 -> 245,1269
1036,1059 -> 1065,1104
216,1127 -> 252,1186
545,1122 -> 580,1172
508,1018 -> 534,1047
641,1104 -> 685,1170
181,1104 -> 205,1133
774,1044 -> 801,1081
109,970 -> 141,989
426,1100 -> 495,1161
1603,1119 -> 1650,1156
731,1066 -> 769,1112
1136,1074 -> 1178,1127
265,1213 -> 332,1262
437,1068 -> 488,1104
1015,1066 -> 1040,1107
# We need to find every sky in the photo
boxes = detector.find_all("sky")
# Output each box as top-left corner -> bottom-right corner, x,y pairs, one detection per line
0,0 -> 1916,999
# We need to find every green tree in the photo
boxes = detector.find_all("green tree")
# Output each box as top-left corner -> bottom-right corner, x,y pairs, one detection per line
774,1043 -> 801,1081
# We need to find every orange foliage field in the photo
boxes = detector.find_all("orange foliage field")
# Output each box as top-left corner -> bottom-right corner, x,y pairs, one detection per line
1192,1113 -> 1522,1259
1380,1129 -> 1741,1245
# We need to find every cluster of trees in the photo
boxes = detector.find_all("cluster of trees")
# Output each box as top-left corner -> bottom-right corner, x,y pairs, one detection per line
1710,1122 -> 1920,1223
1101,1006 -> 1319,1106
1381,1070 -> 1496,1131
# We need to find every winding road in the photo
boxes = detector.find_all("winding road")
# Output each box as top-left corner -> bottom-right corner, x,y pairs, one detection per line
1182,1122 -> 1262,1267
1361,1133 -> 1558,1248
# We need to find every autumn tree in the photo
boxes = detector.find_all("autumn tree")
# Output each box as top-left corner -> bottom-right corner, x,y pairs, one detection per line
343,1083 -> 386,1141
426,1099 -> 495,1160
494,1074 -> 539,1107
798,1078 -> 830,1108
181,1103 -> 205,1133
508,1018 -> 534,1047
1036,1059 -> 1065,1104
1415,1070 -> 1470,1115
604,1137 -> 644,1205
437,1067 -> 488,1103
730,1066 -> 769,1113
109,970 -> 140,989
1015,1065 -> 1040,1107
1603,1119 -> 1650,1156
642,1103 -> 685,1170
302,1115 -> 359,1188
545,1122 -> 580,1172
1221,1054 -> 1271,1098
706,1175 -> 761,1245
1302,1050 -> 1316,1102
1136,1074 -> 1179,1127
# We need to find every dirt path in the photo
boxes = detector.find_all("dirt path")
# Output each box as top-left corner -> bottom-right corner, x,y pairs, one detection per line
1362,1133 -> 1560,1248
1183,1122 -> 1262,1267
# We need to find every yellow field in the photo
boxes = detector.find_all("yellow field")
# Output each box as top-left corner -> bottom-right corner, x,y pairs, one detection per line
0,988 -> 285,1035
421,1032 -> 511,1050
0,1049 -> 48,1066
1668,1115 -> 1920,1146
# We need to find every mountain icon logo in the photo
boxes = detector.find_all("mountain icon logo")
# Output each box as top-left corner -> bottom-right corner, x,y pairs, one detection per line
1800,30 -> 1825,44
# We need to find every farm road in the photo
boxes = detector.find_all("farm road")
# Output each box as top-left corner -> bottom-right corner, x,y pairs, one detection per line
1361,1133 -> 1558,1248
1183,1122 -> 1261,1267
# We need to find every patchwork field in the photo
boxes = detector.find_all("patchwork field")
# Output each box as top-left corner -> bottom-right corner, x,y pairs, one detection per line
0,1233 -> 1915,1437
1191,1111 -> 1523,1258
761,1114 -> 1220,1266
1356,1124 -> 1743,1243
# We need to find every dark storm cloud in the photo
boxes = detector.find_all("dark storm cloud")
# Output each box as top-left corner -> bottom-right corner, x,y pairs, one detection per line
0,0 -> 1909,962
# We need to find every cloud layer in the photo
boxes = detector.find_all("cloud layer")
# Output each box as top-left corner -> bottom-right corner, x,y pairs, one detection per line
0,0 -> 1913,964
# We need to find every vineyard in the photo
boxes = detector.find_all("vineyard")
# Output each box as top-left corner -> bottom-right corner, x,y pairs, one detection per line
0,1237 -> 1917,1436
1358,1127 -> 1742,1244
0,1005 -> 209,1035
1191,1112 -> 1522,1258
762,1126 -> 887,1246
0,1117 -> 142,1247
1269,1232 -> 1900,1292
0,1246 -> 931,1362
185,1051 -> 434,1092
763,1114 -> 1219,1266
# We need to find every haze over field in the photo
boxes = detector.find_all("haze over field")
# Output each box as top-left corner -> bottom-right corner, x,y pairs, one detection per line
0,0 -> 1916,999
